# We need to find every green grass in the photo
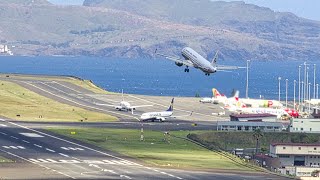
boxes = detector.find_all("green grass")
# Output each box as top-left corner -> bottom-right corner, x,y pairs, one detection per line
0,156 -> 13,163
49,128 -> 254,171
0,81 -> 117,122
189,131 -> 320,152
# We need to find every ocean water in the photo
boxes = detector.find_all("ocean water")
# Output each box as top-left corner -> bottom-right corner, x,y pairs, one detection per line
0,56 -> 319,100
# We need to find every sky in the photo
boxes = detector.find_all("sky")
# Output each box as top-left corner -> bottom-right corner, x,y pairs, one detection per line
48,0 -> 320,21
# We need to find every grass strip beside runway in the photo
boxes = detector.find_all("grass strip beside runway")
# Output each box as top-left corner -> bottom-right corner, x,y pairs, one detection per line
0,156 -> 13,163
0,81 -> 117,122
49,128 -> 253,171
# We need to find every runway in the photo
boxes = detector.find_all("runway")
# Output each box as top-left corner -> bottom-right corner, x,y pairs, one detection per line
0,118 -> 287,180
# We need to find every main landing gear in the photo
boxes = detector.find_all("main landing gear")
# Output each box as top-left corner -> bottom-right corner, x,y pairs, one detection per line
184,66 -> 190,72
205,73 -> 210,76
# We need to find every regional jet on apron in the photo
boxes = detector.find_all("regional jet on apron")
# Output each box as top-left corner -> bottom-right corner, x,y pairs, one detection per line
156,47 -> 243,76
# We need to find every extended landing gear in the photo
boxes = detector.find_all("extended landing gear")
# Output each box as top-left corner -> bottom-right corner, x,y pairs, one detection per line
184,66 -> 190,72
205,73 -> 210,76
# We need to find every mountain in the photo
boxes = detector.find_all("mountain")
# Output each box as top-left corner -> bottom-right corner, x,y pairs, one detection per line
0,0 -> 320,60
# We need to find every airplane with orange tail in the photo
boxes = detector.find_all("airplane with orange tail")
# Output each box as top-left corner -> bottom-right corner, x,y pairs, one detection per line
200,88 -> 239,104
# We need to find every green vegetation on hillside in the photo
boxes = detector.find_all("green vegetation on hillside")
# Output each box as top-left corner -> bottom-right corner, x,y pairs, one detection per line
189,131 -> 320,152
49,128 -> 255,171
0,80 -> 117,122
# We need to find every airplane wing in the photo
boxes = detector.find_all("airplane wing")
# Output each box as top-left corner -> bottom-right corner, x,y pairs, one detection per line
129,105 -> 153,109
95,103 -> 116,107
155,49 -> 194,67
171,111 -> 193,118
216,65 -> 246,71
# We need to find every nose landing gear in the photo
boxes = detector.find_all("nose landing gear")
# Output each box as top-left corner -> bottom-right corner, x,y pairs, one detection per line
184,67 -> 190,72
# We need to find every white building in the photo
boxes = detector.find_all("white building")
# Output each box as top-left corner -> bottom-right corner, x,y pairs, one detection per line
270,143 -> 320,177
290,119 -> 320,133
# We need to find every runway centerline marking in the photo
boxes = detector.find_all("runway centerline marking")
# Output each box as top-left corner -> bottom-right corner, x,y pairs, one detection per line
10,136 -> 19,140
0,132 -> 7,135
33,144 -> 42,148
22,140 -> 30,143
46,148 -> 55,152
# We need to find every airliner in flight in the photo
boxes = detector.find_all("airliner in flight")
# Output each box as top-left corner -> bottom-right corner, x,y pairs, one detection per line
155,47 -> 243,76
138,98 -> 192,122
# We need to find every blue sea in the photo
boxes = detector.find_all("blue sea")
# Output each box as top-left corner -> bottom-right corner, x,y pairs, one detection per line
0,56 -> 319,100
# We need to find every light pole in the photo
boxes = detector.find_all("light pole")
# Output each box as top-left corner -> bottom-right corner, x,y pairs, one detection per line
298,66 -> 301,105
304,62 -> 307,101
278,77 -> 281,102
307,67 -> 309,100
301,81 -> 304,108
246,60 -> 250,99
317,84 -> 319,99
294,80 -> 296,110
286,79 -> 288,108
309,83 -> 311,113
314,64 -> 316,99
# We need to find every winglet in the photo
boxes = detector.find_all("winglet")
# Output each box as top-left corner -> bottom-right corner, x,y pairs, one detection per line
211,50 -> 219,65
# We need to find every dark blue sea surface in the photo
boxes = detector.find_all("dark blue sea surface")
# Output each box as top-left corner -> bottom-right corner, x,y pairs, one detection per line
0,56 -> 319,100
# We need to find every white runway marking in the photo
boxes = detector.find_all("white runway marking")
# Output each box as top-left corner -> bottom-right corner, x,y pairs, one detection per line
0,124 -> 7,127
46,148 -> 55,152
61,147 -> 84,151
20,133 -> 44,138
22,140 -> 30,143
0,132 -> 7,135
33,144 -> 42,148
10,136 -> 19,140
0,149 -> 75,179
59,153 -> 69,157
2,146 -> 25,149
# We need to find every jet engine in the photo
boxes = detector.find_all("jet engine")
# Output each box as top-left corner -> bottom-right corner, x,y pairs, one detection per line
175,62 -> 183,67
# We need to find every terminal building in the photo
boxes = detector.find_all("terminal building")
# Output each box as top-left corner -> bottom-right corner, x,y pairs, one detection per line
289,118 -> 320,133
230,113 -> 277,122
216,121 -> 284,132
268,143 -> 320,177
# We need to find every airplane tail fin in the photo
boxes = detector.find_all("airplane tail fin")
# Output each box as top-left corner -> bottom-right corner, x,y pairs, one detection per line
166,98 -> 174,111
212,88 -> 221,98
211,51 -> 219,66
231,90 -> 239,99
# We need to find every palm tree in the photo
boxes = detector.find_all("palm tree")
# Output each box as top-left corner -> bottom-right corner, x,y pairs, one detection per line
253,128 -> 263,154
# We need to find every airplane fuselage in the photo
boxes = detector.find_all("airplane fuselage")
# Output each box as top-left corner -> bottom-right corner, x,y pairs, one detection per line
181,47 -> 216,74
140,111 -> 173,121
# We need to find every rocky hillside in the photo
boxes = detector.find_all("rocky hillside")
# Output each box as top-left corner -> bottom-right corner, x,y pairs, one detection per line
0,0 -> 319,60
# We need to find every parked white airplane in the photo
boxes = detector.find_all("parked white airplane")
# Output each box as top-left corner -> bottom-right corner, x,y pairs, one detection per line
200,88 -> 239,104
225,104 -> 289,119
96,90 -> 152,111
305,99 -> 320,105
240,98 -> 283,108
155,47 -> 243,76
138,98 -> 192,122
208,89 -> 283,108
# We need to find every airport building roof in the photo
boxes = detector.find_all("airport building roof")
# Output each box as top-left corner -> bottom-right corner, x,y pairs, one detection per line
271,143 -> 320,147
